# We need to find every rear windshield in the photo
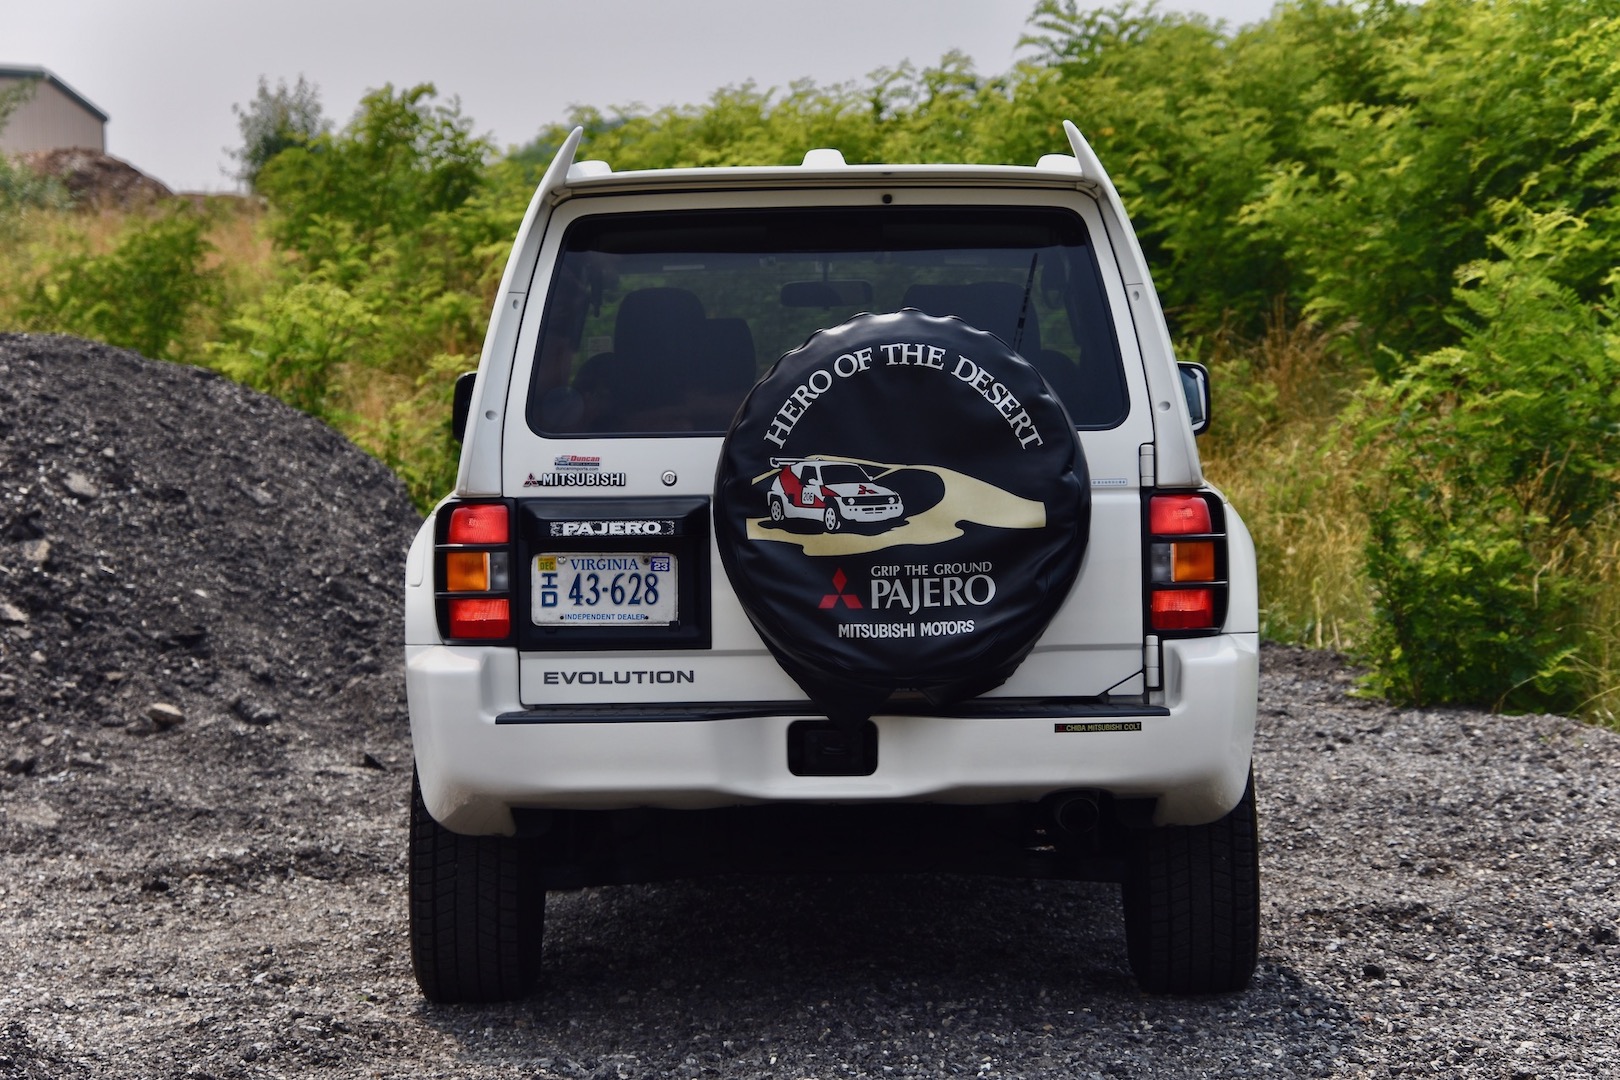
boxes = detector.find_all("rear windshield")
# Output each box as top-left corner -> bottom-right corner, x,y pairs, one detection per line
528,206 -> 1129,436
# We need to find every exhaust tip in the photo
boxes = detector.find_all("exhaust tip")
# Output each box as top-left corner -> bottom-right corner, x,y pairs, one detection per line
1051,792 -> 1101,836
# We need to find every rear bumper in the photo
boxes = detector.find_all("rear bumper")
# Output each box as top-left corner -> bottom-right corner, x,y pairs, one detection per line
407,633 -> 1257,834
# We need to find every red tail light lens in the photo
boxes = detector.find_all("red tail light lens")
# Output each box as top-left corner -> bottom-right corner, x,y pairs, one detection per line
1150,495 -> 1212,535
448,503 -> 509,544
448,598 -> 511,639
1151,588 -> 1216,630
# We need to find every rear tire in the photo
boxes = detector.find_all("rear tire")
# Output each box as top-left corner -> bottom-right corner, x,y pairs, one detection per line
1121,774 -> 1260,994
409,770 -> 545,1003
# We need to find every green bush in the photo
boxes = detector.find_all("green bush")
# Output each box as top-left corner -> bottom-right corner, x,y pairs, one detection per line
20,206 -> 217,360
1355,208 -> 1620,711
1242,0 -> 1620,364
360,352 -> 470,511
208,279 -> 378,422
213,83 -> 516,500
254,83 -> 492,263
1362,514 -> 1586,711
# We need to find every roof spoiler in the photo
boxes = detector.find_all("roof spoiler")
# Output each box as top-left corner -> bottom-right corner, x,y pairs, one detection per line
1062,119 -> 1152,283
540,121 -> 1107,202
539,126 -> 586,205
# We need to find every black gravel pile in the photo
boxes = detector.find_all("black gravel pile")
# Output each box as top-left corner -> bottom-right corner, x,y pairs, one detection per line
0,334 -> 421,1074
0,333 -> 418,766
1,333 -> 1617,1078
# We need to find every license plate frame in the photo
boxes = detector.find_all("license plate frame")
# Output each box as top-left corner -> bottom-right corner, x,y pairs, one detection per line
532,552 -> 678,627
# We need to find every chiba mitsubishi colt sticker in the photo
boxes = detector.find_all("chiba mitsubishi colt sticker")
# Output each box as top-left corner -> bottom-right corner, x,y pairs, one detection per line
714,310 -> 1091,721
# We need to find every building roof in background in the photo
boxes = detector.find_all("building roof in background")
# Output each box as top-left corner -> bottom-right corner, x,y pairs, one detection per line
0,64 -> 110,123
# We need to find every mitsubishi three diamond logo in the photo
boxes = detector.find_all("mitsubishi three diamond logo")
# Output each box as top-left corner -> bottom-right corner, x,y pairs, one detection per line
819,568 -> 864,610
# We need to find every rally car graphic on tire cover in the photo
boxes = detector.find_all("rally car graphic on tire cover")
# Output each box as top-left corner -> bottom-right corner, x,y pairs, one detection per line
767,458 -> 904,533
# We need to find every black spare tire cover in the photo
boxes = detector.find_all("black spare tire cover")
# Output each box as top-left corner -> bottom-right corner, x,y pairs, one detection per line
714,309 -> 1091,721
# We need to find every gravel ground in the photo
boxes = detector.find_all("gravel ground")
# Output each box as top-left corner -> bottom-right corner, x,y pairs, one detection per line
2,334 -> 1617,1078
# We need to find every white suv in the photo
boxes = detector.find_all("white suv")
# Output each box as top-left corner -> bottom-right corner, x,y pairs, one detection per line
404,121 -> 1260,1003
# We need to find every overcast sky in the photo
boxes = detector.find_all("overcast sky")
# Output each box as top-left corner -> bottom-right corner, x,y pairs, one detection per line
6,0 -> 1277,193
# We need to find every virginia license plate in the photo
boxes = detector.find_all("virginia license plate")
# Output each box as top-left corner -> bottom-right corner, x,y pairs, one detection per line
532,552 -> 677,626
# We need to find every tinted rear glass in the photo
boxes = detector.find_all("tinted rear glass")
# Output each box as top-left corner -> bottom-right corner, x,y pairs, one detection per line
528,207 -> 1129,436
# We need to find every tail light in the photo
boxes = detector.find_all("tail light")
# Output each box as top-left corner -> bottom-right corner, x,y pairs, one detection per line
1146,492 -> 1227,634
435,501 -> 513,641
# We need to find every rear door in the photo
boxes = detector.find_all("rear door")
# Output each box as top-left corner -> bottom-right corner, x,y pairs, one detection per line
501,188 -> 1151,707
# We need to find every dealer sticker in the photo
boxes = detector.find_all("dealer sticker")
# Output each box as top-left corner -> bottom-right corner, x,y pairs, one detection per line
1054,721 -> 1143,734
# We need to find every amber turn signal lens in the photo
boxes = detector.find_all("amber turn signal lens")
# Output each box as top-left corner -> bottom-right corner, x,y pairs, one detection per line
1172,540 -> 1216,582
445,551 -> 490,592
